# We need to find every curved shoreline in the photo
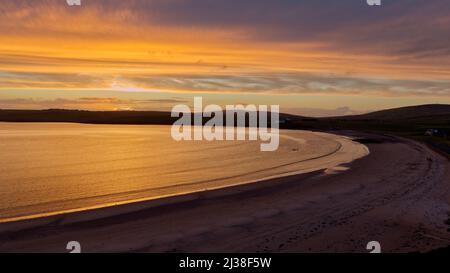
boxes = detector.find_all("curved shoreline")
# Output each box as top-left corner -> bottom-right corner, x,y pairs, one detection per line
0,132 -> 449,253
0,130 -> 368,225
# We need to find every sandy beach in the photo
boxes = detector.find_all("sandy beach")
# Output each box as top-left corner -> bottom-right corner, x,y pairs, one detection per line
0,132 -> 449,253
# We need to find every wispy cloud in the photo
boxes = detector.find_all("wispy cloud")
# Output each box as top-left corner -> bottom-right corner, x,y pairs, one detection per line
0,0 -> 449,110
0,97 -> 188,111
1,71 -> 449,98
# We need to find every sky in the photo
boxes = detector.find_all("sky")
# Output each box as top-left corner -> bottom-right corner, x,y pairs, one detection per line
0,0 -> 450,116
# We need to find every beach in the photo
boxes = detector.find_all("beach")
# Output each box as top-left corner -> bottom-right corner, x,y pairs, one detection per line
0,123 -> 368,223
0,131 -> 449,253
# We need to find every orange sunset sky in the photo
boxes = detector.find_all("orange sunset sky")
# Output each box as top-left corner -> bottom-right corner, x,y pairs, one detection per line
0,0 -> 449,116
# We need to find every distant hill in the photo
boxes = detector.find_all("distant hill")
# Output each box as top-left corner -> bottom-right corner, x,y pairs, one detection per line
290,104 -> 450,157
336,104 -> 450,121
0,104 -> 449,156
1,104 -> 449,125
0,109 -> 295,126
0,109 -> 175,125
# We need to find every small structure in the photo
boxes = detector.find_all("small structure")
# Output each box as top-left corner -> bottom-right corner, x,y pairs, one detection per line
278,117 -> 292,125
425,129 -> 438,136
425,128 -> 449,139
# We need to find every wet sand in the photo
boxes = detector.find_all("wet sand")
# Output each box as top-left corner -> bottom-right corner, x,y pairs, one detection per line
0,132 -> 449,253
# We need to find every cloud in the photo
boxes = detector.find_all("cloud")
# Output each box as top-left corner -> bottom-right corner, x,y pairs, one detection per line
1,0 -> 450,59
0,0 -> 450,104
3,0 -> 450,58
2,70 -> 450,98
0,97 -> 188,111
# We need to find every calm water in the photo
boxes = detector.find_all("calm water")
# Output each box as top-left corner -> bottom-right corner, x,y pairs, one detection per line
0,123 -> 344,222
